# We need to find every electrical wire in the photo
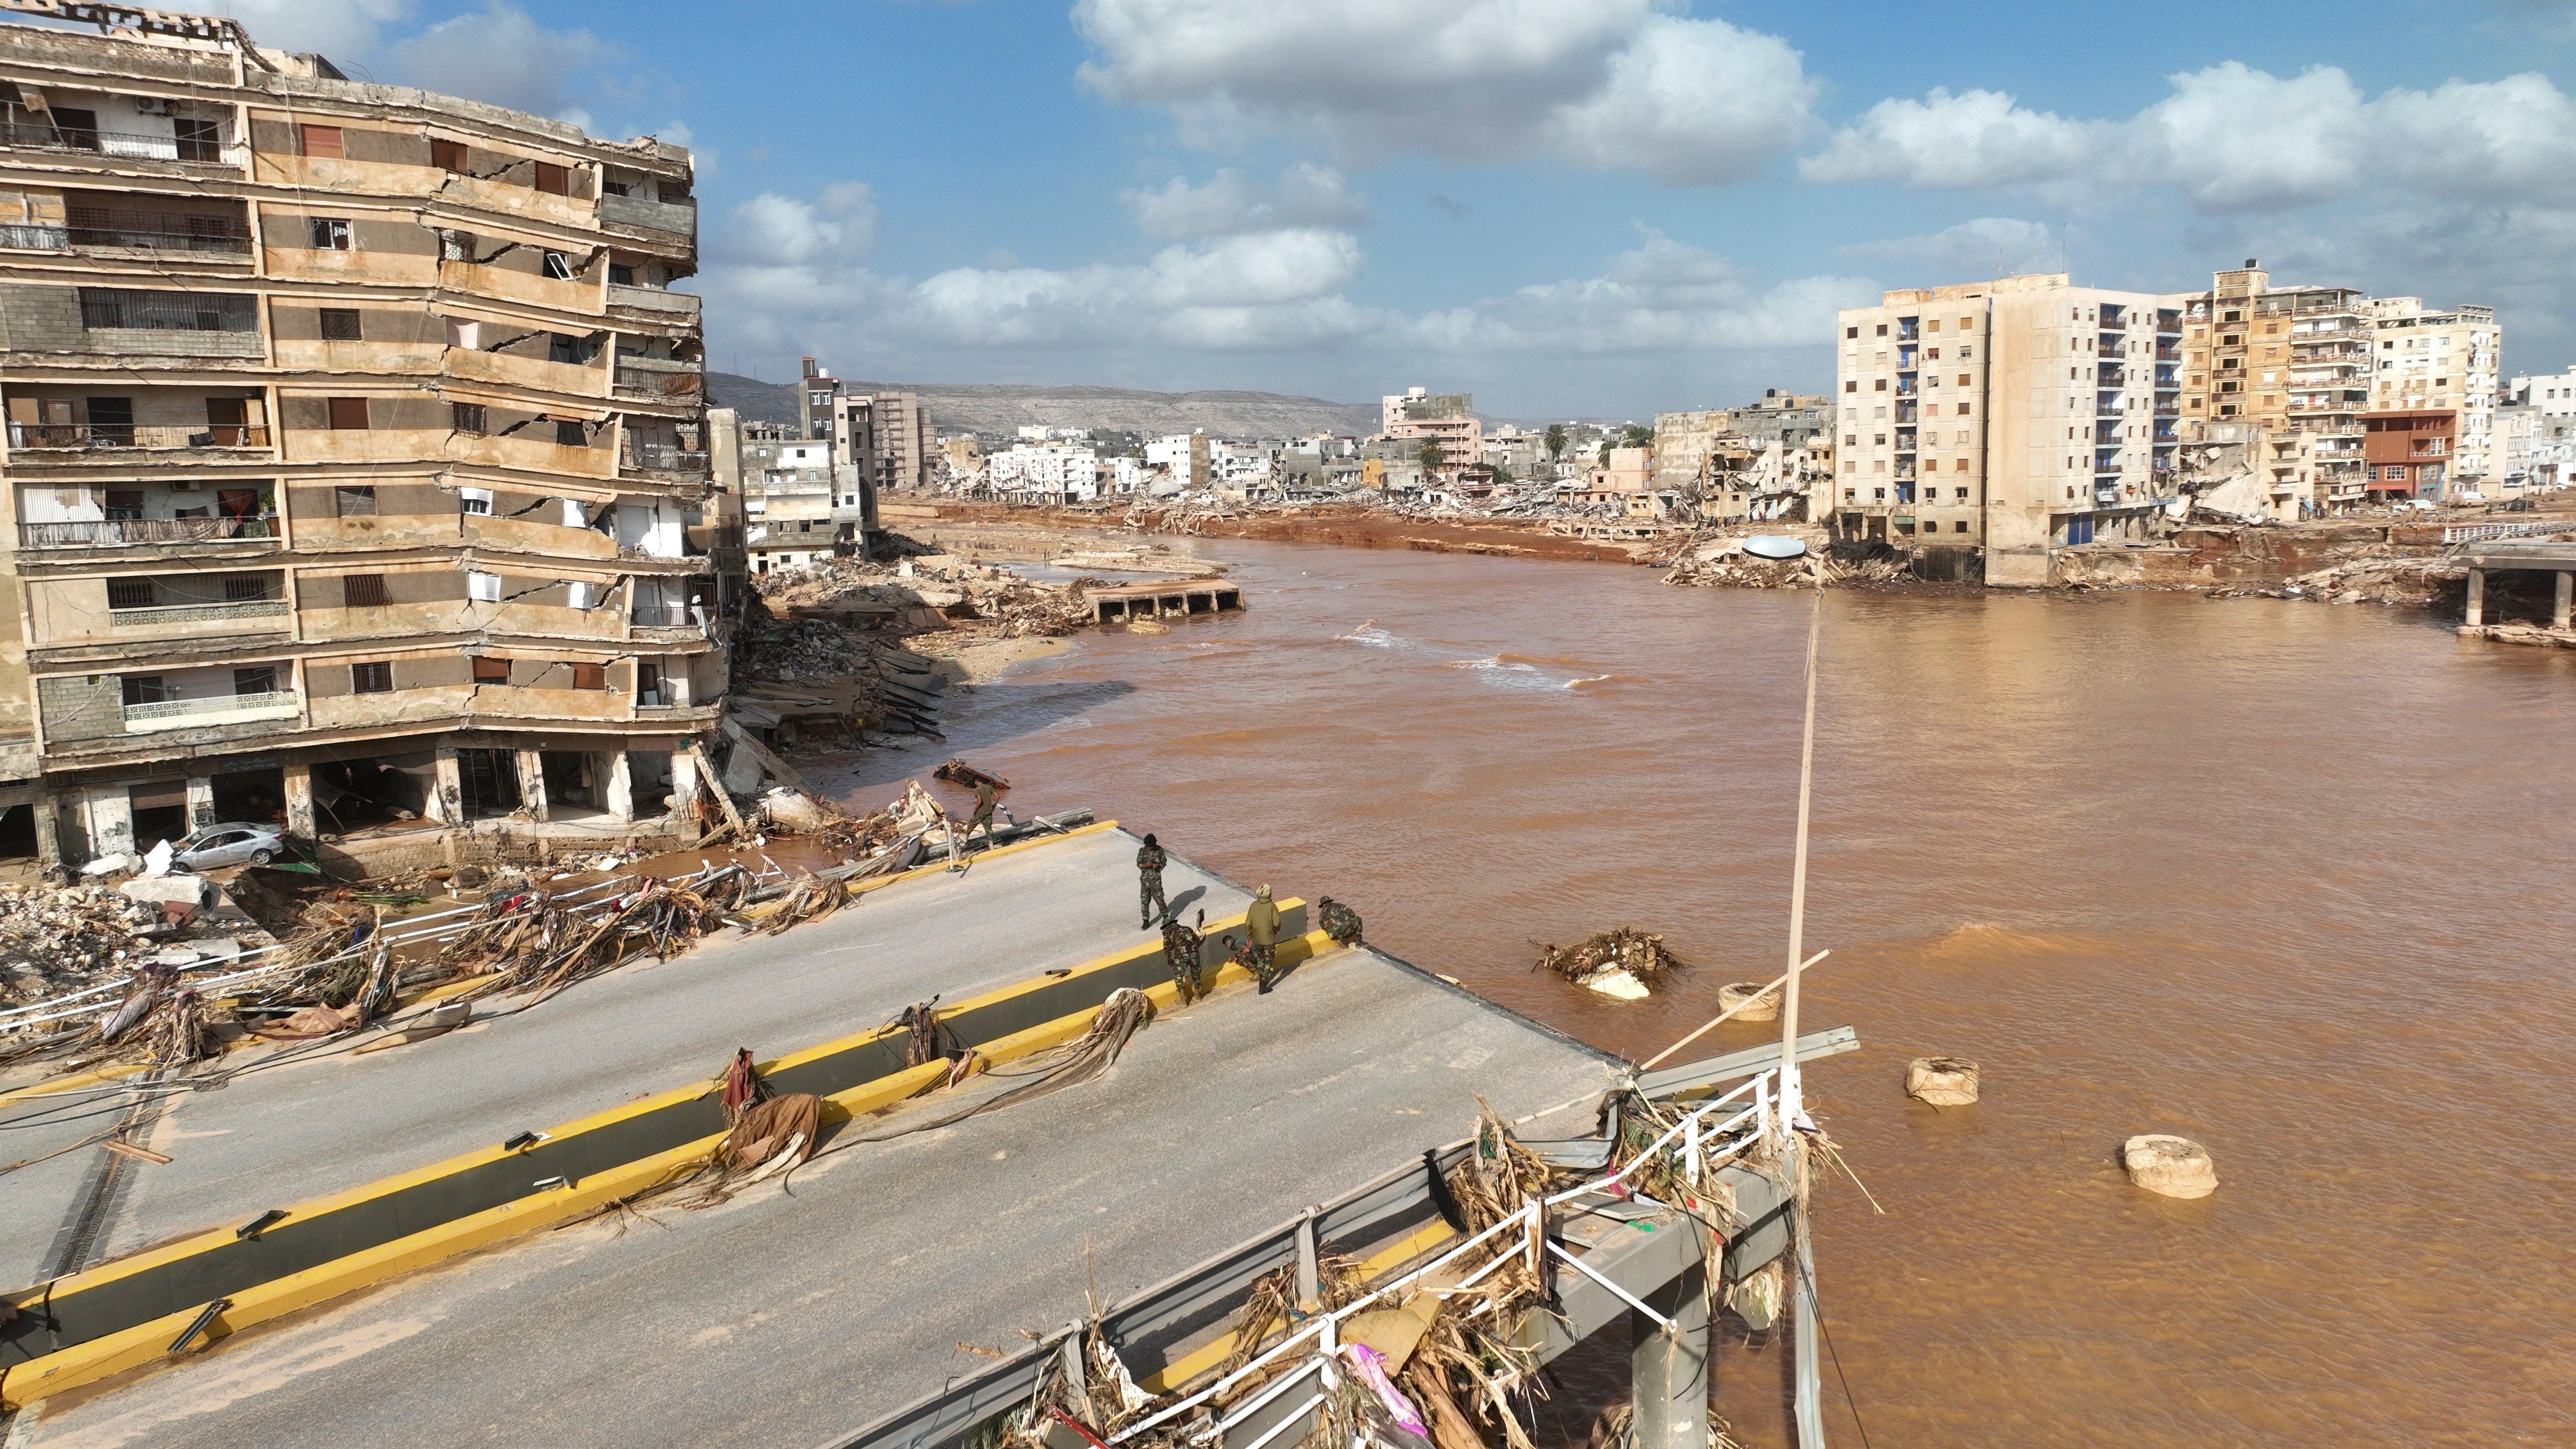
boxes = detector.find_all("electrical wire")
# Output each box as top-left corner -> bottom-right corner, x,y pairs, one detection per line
1791,1205 -> 1875,1449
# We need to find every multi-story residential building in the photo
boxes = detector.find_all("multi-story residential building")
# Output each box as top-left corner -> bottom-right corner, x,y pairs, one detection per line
1725,390 -> 1832,446
0,20 -> 719,869
2361,410 -> 2455,502
871,390 -> 927,494
1144,431 -> 1209,491
2366,299 -> 2497,484
2503,366 -> 2576,491
985,442 -> 1099,503
1833,272 -> 2183,587
1380,386 -> 1481,476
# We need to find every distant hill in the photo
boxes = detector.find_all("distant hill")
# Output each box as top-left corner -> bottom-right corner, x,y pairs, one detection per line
703,373 -> 1381,440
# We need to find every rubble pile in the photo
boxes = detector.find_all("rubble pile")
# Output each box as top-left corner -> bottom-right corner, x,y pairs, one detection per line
1535,927 -> 1689,999
2274,557 -> 2466,608
742,617 -> 875,685
0,883 -> 159,1004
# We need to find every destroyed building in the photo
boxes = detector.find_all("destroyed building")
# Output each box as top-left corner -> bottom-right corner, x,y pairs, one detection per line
0,15 -> 723,872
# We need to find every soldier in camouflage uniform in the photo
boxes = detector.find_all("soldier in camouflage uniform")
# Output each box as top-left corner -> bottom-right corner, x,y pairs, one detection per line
1244,885 -> 1282,992
1136,833 -> 1169,930
1161,909 -> 1204,1003
1317,896 -> 1362,946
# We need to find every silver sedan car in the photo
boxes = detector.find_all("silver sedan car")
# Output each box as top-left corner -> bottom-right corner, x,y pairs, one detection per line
170,822 -> 287,870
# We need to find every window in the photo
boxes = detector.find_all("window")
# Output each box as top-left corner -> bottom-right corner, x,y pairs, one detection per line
570,663 -> 607,690
440,229 -> 475,262
103,488 -> 143,520
335,484 -> 376,517
451,402 -> 487,435
1843,381 -> 1857,394
1844,326 -> 1858,340
430,138 -> 468,172
1873,379 -> 1887,392
1957,402 -> 1972,416
107,580 -> 155,609
327,396 -> 369,430
638,661 -> 662,700
342,574 -> 387,607
175,118 -> 221,162
1874,323 -> 1887,337
299,123 -> 342,158
352,661 -> 393,694
459,487 -> 493,516
608,263 -> 634,286
602,178 -> 631,197
318,307 -> 362,341
233,665 -> 277,695
120,675 -> 167,705
1954,520 -> 1970,533
533,161 -> 569,195
1959,317 -> 1974,330
547,332 -> 594,364
1957,374 -> 1971,386
309,217 -> 351,250
473,657 -> 510,684
467,571 -> 502,602
542,250 -> 574,280
554,419 -> 588,447
222,575 -> 270,601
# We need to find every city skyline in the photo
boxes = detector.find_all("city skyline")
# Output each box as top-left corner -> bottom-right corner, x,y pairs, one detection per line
185,0 -> 2576,414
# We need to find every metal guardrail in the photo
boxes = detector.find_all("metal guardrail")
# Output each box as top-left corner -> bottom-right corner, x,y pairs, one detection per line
2446,520 -> 2573,543
10,424 -> 269,450
122,688 -> 298,724
108,599 -> 287,627
20,515 -> 276,547
839,1026 -> 1861,1449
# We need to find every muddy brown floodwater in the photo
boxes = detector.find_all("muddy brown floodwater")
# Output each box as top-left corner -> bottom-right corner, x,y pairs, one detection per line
812,540 -> 2576,1448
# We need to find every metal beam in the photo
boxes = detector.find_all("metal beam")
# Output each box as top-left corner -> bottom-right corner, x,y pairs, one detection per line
1636,1025 -> 1859,1100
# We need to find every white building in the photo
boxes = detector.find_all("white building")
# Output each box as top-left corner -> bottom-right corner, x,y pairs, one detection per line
2367,298 -> 2500,481
986,443 -> 1100,502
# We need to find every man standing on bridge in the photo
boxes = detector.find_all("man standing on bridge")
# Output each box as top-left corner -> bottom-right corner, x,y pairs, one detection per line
1246,884 -> 1281,993
1137,833 -> 1168,929
966,776 -> 997,852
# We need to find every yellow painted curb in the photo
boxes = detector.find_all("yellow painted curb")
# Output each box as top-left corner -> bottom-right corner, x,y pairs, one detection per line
0,901 -> 1319,1411
0,821 -> 1120,1108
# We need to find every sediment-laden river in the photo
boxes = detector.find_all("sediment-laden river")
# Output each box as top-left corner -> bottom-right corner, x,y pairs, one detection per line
818,540 -> 2576,1448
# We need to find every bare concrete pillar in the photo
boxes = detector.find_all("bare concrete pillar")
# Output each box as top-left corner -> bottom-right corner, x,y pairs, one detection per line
283,763 -> 316,841
82,784 -> 135,860
604,752 -> 635,822
32,794 -> 61,872
431,743 -> 463,824
185,775 -> 215,831
1630,1257 -> 1710,1449
515,749 -> 549,822
668,749 -> 699,819
2556,570 -> 2573,632
2466,568 -> 2485,627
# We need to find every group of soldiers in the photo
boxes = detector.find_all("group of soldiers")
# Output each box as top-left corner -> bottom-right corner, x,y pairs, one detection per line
1138,834 -> 1362,1002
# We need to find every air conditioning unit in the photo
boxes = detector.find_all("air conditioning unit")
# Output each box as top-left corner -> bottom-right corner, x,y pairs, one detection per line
133,96 -> 171,115
169,480 -> 201,491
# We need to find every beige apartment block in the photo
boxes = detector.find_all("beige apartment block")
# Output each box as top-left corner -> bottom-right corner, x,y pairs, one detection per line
1380,386 -> 1482,475
2365,297 -> 2498,486
0,20 -> 721,868
1834,272 -> 2182,586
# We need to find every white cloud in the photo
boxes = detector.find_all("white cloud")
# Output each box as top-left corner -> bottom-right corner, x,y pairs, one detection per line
1073,0 -> 1814,182
697,182 -> 1859,384
1835,218 -> 2060,278
1123,164 -> 1368,239
1802,65 -> 2576,213
387,2 -> 613,120
207,0 -> 414,68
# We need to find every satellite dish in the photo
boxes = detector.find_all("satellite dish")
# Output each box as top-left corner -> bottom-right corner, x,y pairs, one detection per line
1742,535 -> 1808,560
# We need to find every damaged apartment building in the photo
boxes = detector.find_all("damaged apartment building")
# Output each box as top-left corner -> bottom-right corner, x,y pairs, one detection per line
0,14 -> 725,871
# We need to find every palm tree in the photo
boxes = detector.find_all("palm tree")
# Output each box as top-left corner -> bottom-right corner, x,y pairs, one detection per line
1545,423 -> 1567,460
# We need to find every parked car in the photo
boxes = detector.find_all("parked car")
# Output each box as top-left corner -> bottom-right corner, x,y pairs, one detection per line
170,822 -> 286,870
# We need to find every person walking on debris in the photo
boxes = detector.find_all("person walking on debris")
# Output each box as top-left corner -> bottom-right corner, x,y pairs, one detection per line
966,776 -> 997,851
1136,833 -> 1169,929
1163,908 -> 1204,1004
1246,884 -> 1282,992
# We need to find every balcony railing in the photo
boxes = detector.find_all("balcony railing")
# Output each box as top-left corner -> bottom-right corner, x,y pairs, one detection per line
0,119 -> 232,163
2096,342 -> 2125,358
109,598 -> 287,627
630,605 -> 699,628
9,423 -> 270,450
614,360 -> 706,400
621,442 -> 709,473
20,514 -> 276,548
123,689 -> 297,728
64,210 -> 250,254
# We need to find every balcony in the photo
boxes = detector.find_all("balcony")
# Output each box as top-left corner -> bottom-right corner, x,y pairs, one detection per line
24,206 -> 251,256
2094,487 -> 2121,506
0,118 -> 236,166
20,514 -> 276,548
599,191 -> 697,238
1893,401 -> 1916,423
614,355 -> 705,402
9,423 -> 270,451
2155,344 -> 2179,362
1893,378 -> 1918,397
123,689 -> 298,735
621,441 -> 709,476
630,605 -> 705,632
2096,341 -> 2125,358
605,283 -> 701,320
2095,406 -> 2125,419
2153,405 -> 2179,417
1895,320 -> 1918,342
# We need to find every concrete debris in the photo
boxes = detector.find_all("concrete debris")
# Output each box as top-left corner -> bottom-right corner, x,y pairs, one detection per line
1906,1056 -> 1981,1106
2122,1134 -> 2219,1199
0,883 -> 161,1004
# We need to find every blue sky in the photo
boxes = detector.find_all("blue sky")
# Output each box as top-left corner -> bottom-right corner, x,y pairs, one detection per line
215,0 -> 2576,417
